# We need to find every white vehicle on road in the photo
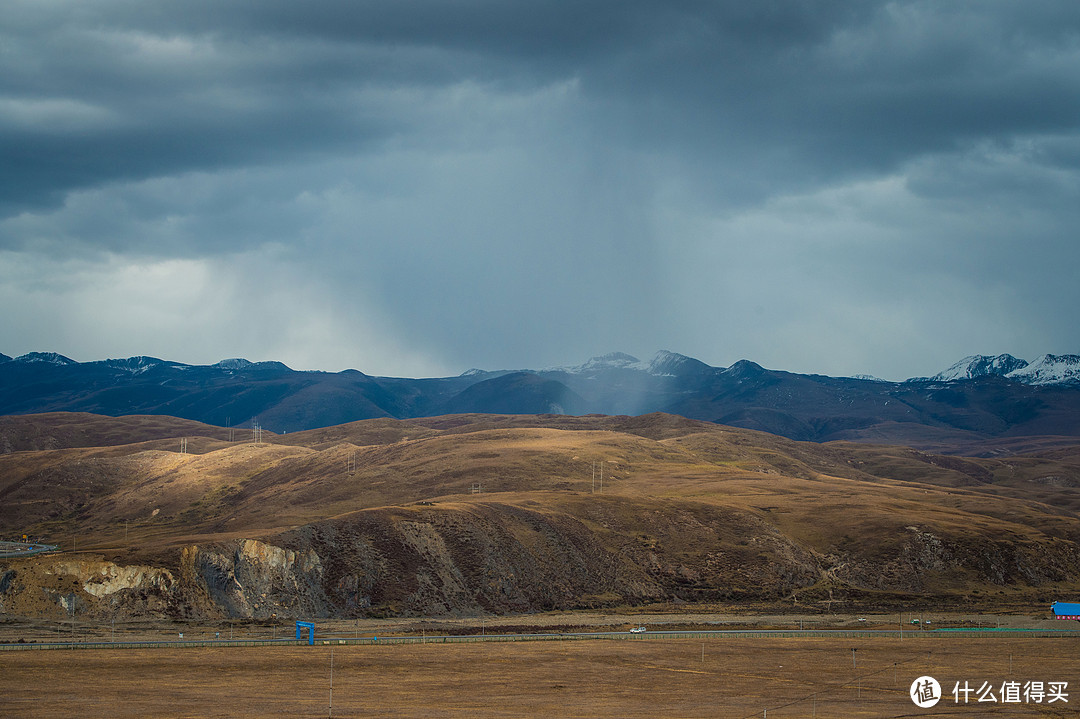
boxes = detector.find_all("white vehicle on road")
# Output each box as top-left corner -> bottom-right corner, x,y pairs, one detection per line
629,626 -> 646,633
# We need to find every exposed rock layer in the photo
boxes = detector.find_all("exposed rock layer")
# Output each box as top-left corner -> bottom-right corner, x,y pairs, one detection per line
5,500 -> 1079,619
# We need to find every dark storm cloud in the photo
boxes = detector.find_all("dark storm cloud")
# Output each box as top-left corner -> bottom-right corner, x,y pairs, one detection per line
2,1 -> 1080,377
16,0 -> 1075,217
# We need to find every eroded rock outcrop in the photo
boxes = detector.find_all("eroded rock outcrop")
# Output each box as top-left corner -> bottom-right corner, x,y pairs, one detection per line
4,500 -> 1080,620
180,539 -> 327,618
0,557 -> 179,618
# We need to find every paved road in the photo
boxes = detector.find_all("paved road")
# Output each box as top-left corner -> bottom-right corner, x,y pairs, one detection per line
0,541 -> 59,558
5,626 -> 1080,652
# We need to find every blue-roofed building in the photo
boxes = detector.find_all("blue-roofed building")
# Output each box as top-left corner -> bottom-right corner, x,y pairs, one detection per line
1051,601 -> 1080,620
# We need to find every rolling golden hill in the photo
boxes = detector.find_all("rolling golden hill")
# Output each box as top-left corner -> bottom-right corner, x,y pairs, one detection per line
1,411 -> 1079,620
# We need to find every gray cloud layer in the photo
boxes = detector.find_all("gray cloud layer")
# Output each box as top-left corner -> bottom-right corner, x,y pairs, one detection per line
2,1 -> 1079,379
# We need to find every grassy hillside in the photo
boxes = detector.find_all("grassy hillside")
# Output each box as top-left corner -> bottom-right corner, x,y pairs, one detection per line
2,411 -> 1079,618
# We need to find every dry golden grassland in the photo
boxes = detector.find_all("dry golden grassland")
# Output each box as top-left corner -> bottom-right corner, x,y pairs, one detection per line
5,413 -> 1080,572
4,635 -> 1080,718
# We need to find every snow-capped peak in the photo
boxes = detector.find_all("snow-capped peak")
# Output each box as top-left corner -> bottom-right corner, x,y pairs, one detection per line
214,358 -> 254,370
1006,354 -> 1080,385
931,354 -> 1028,382
99,356 -> 174,374
647,350 -> 713,377
917,353 -> 1080,386
582,352 -> 645,371
548,352 -> 647,375
548,351 -> 716,378
13,351 -> 77,365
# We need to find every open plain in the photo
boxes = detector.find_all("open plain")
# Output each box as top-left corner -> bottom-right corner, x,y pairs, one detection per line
4,632 -> 1080,717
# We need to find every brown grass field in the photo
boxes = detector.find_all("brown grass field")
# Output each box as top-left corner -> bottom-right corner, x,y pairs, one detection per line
4,413 -> 1080,716
4,634 -> 1080,718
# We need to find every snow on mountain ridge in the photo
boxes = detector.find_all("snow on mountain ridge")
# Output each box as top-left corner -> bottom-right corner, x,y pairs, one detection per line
1006,354 -> 1080,385
931,354 -> 1028,382
648,350 -> 716,377
97,356 -> 182,374
546,352 -> 647,375
580,352 -> 646,372
4,350 -> 1077,386
549,351 -> 717,377
13,351 -> 77,365
215,358 -> 255,370
916,353 -> 1080,386
211,358 -> 293,372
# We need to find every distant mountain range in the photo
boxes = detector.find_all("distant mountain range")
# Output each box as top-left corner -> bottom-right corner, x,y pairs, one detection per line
1,350 -> 1079,450
921,353 -> 1080,384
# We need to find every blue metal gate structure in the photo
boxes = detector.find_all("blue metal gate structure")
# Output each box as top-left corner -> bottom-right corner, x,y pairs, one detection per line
296,621 -> 315,645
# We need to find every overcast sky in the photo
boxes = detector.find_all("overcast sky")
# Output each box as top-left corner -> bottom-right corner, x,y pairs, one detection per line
2,1 -> 1079,380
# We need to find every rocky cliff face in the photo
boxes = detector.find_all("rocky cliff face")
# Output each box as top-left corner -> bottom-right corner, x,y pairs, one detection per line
5,500 -> 1080,620
179,539 -> 327,619
0,556 -> 180,618
0,539 -> 326,620
282,502 -> 667,616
